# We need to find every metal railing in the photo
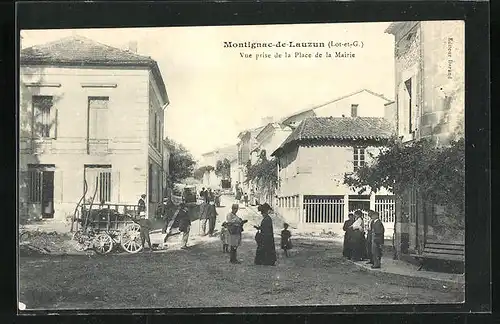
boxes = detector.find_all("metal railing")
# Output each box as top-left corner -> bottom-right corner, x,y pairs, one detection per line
304,196 -> 345,223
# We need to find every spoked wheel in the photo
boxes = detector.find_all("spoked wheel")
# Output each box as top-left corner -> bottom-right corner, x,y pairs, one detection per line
72,230 -> 89,251
120,223 -> 143,253
93,233 -> 114,255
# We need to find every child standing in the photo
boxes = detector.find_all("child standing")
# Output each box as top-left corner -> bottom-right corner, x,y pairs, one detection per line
280,223 -> 292,257
138,215 -> 153,252
220,221 -> 229,253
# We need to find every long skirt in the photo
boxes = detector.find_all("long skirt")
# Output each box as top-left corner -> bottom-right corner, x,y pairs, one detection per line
255,239 -> 277,266
343,231 -> 352,258
350,230 -> 365,261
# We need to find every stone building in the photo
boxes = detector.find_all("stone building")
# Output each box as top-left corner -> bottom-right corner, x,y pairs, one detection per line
19,35 -> 169,224
385,21 -> 465,257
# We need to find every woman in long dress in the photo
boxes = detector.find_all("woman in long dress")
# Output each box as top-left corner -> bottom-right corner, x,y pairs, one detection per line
350,210 -> 365,261
254,203 -> 277,266
342,213 -> 355,259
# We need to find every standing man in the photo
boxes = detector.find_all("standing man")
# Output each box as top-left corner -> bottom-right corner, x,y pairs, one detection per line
370,211 -> 385,269
178,203 -> 191,249
365,212 -> 374,264
208,188 -> 215,203
226,203 -> 247,264
138,213 -> 153,252
203,188 -> 210,204
138,194 -> 147,218
243,193 -> 249,207
207,201 -> 218,236
199,201 -> 210,236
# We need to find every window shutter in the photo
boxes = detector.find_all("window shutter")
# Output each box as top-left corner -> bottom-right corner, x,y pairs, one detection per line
112,170 -> 120,203
88,108 -> 98,140
346,146 -> 354,171
96,108 -> 109,139
55,170 -> 63,203
50,108 -> 57,139
19,171 -> 29,203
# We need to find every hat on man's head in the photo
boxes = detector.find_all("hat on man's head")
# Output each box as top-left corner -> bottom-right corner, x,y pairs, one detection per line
231,203 -> 239,209
369,210 -> 380,217
141,194 -> 146,198
258,203 -> 273,213
354,209 -> 363,216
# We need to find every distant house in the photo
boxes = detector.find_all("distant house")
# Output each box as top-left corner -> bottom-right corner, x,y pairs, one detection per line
236,125 -> 265,194
385,21 -> 465,256
19,35 -> 169,223
271,117 -> 395,233
249,122 -> 293,206
199,144 -> 238,189
200,145 -> 238,167
280,89 -> 394,128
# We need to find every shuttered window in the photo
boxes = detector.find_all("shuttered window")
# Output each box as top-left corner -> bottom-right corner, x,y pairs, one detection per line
29,170 -> 43,203
32,96 -> 55,138
88,97 -> 109,140
84,165 -> 112,203
353,147 -> 366,171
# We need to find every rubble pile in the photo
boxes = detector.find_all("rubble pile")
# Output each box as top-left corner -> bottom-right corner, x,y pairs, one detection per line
19,230 -> 75,256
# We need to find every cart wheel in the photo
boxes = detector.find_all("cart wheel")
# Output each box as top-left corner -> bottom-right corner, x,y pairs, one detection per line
93,233 -> 114,255
120,223 -> 143,253
71,231 -> 87,251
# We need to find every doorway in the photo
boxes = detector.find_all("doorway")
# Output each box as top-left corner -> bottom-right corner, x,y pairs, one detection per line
28,164 -> 55,219
41,171 -> 55,218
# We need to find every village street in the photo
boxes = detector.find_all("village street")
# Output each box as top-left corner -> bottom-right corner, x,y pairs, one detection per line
19,195 -> 464,310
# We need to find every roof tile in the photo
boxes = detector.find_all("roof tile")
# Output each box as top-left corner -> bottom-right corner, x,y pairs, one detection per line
21,35 -> 155,66
272,117 -> 394,156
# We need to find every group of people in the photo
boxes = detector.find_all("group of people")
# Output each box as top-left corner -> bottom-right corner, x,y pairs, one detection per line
219,202 -> 292,265
342,209 -> 385,269
200,187 -> 221,207
136,192 -> 294,262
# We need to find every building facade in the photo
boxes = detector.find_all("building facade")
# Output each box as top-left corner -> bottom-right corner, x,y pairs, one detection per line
272,117 -> 395,235
19,36 -> 169,224
236,125 -> 265,194
385,21 -> 465,257
249,123 -> 293,206
280,89 -> 393,128
199,144 -> 238,189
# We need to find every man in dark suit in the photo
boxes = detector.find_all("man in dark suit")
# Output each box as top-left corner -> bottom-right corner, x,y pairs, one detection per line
370,211 -> 385,269
366,211 -> 375,265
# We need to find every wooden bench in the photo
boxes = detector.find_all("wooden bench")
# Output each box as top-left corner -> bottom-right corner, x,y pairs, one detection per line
412,241 -> 465,271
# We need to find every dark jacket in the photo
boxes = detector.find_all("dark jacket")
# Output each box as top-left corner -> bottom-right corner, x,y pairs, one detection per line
372,219 -> 385,245
178,208 -> 191,232
138,198 -> 146,213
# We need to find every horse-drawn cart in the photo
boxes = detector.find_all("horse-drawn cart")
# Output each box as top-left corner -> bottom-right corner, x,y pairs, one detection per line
72,203 -> 145,254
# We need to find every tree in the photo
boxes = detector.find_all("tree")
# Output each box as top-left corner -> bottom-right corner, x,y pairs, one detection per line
164,138 -> 196,185
245,157 -> 278,194
343,136 -> 465,224
215,158 -> 231,179
194,165 -> 215,180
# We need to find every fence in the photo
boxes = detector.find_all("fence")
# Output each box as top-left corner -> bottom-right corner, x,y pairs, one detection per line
374,196 -> 396,223
304,196 -> 344,223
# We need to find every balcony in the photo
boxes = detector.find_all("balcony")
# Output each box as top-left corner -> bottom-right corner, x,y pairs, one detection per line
87,139 -> 110,155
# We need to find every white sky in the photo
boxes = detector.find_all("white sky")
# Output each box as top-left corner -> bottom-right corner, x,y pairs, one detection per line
21,22 -> 395,160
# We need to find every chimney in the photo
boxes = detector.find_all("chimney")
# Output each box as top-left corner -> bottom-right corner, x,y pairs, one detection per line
128,41 -> 138,53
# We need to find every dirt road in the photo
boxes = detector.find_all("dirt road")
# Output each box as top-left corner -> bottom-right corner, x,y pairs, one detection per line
18,196 -> 464,309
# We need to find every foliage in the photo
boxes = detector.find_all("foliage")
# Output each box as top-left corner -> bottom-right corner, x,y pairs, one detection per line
245,159 -> 252,176
193,165 -> 215,180
245,157 -> 278,192
343,137 -> 465,220
215,158 -> 231,179
164,138 -> 196,185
